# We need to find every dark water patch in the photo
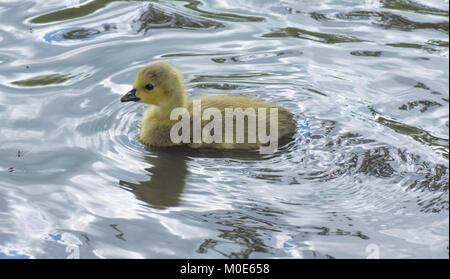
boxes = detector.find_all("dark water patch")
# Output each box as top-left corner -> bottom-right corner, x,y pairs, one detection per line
337,10 -> 449,33
386,42 -> 424,49
119,150 -> 188,209
309,12 -> 330,21
401,81 -> 447,99
211,57 -> 226,63
405,159 -> 449,213
196,205 -> 370,258
109,224 -> 126,241
332,132 -> 377,147
11,73 -> 73,86
197,210 -> 277,258
370,108 -> 449,159
132,3 -> 224,33
252,169 -> 284,183
408,162 -> 449,192
303,138 -> 394,180
417,192 -> 449,213
385,42 -> 442,53
380,0 -> 449,17
427,40 -> 449,47
183,0 -> 264,22
317,119 -> 337,138
316,226 -> 369,240
210,50 -> 303,64
61,27 -> 101,40
357,147 -> 395,177
231,54 -> 277,63
262,27 -> 363,44
44,24 -> 116,42
414,81 -> 430,90
31,0 -> 115,23
295,127 -> 448,216
193,202 -> 309,258
306,88 -> 327,97
412,56 -> 430,61
30,0 -> 232,28
398,100 -> 443,112
296,121 -> 447,195
350,50 -> 383,57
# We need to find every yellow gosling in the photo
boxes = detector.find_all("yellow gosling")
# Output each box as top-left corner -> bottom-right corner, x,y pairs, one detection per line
121,62 -> 296,151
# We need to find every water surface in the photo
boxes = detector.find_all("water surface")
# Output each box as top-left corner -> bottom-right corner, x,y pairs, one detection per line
0,0 -> 448,258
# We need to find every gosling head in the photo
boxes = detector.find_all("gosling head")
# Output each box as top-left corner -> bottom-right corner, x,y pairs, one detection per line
121,62 -> 186,107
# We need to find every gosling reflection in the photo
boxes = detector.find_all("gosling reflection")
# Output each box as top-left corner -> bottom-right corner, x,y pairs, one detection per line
119,145 -> 283,209
119,148 -> 188,209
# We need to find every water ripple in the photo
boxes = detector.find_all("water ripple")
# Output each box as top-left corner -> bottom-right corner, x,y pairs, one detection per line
0,0 -> 447,258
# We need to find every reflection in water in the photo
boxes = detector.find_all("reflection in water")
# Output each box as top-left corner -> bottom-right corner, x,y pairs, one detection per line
110,224 -> 126,241
263,27 -> 363,44
336,10 -> 449,32
350,50 -> 383,57
197,210 -> 274,258
398,100 -> 442,113
44,24 -> 117,42
182,0 -> 264,22
119,148 -> 189,209
370,109 -> 449,159
357,147 -> 395,177
379,0 -> 449,17
132,4 -> 224,32
31,0 -> 115,23
12,73 -> 73,86
195,204 -> 368,258
119,147 -> 275,209
30,0 -> 263,25
385,42 -> 447,53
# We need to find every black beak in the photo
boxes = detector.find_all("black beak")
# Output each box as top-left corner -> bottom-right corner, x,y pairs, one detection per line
121,89 -> 140,102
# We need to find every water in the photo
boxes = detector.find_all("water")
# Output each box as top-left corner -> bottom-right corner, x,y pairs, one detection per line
0,0 -> 448,259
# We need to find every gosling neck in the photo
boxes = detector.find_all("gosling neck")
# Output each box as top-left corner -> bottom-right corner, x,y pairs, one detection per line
148,88 -> 187,121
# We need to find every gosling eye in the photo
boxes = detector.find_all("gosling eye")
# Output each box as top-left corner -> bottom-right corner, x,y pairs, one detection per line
144,84 -> 154,91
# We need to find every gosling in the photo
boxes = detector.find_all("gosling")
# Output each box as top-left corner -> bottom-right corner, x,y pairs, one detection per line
121,62 -> 296,152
